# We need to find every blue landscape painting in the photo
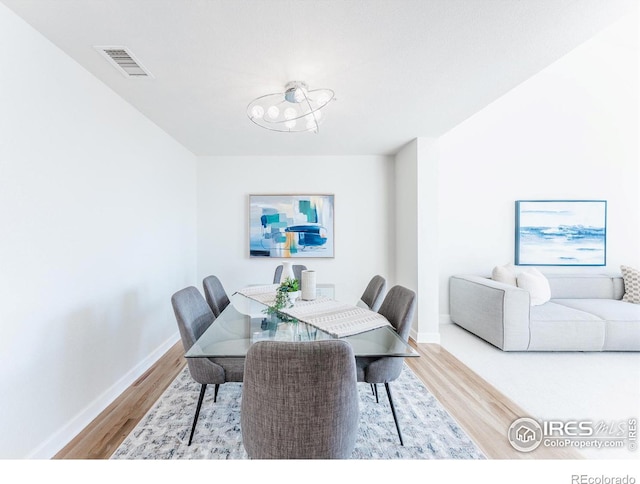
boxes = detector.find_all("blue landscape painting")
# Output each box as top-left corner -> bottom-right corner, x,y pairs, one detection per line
515,200 -> 606,266
249,195 -> 334,258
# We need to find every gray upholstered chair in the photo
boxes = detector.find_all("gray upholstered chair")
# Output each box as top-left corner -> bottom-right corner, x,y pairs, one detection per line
359,275 -> 387,312
356,285 -> 416,446
171,286 -> 244,445
202,275 -> 230,318
273,264 -> 307,283
241,340 -> 359,459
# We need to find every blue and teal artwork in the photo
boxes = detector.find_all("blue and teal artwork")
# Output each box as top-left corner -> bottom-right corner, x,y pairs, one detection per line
249,194 -> 334,258
515,200 -> 606,266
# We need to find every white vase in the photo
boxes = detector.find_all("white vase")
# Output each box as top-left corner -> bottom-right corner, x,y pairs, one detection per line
301,270 -> 317,300
280,261 -> 295,282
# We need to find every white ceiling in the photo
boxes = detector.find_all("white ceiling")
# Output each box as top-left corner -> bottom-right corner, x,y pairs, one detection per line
2,0 -> 636,156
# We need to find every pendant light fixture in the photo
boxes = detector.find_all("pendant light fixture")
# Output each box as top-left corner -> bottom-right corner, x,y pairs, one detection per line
247,81 -> 335,133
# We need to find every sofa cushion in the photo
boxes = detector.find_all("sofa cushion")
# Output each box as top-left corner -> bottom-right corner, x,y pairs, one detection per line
604,321 -> 640,351
621,265 -> 640,304
530,301 -> 603,322
517,268 -> 551,306
547,274 -> 624,300
539,299 -> 640,351
530,301 -> 606,351
551,298 -> 640,322
528,320 -> 606,351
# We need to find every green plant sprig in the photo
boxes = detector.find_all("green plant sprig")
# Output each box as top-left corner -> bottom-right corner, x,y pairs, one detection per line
263,277 -> 300,315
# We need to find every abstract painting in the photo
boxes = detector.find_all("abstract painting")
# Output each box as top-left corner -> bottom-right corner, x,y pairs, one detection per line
515,200 -> 607,266
249,194 -> 334,258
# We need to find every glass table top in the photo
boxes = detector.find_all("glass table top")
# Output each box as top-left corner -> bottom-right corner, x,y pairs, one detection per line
185,292 -> 418,359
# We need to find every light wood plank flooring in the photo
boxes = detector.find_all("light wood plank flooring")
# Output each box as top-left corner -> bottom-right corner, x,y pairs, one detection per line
54,342 -> 185,459
54,340 -> 581,459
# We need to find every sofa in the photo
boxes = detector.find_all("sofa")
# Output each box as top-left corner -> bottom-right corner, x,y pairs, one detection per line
449,273 -> 640,351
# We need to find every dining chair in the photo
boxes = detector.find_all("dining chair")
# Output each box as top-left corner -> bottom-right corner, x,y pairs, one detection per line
356,285 -> 416,446
241,340 -> 359,459
273,264 -> 307,283
359,275 -> 387,312
171,286 -> 244,445
202,275 -> 230,318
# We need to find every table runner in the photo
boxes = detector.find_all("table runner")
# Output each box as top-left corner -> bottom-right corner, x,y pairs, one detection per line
236,285 -> 391,337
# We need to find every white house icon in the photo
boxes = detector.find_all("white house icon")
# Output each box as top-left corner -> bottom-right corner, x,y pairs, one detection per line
516,426 -> 536,443
509,418 -> 543,452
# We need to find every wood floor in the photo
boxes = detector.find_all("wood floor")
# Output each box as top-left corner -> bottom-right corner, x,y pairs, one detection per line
54,342 -> 185,459
54,339 -> 581,459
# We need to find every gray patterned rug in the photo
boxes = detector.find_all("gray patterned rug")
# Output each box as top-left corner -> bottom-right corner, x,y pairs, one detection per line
111,365 -> 485,459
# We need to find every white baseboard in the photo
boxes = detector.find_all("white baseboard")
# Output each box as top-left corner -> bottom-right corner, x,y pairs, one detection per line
408,315 -> 452,344
28,332 -> 180,459
411,328 -> 441,344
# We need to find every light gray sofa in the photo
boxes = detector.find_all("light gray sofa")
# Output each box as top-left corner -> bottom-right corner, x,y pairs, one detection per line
449,274 -> 640,351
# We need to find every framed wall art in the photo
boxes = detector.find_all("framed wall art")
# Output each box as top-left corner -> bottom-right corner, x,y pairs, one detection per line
249,194 -> 335,258
515,200 -> 607,266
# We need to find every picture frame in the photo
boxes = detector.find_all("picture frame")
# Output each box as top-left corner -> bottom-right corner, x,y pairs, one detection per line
249,194 -> 335,258
515,200 -> 607,266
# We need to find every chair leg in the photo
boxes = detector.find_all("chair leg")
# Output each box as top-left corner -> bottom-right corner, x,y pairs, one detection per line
188,384 -> 207,446
384,383 -> 403,446
214,383 -> 220,402
373,383 -> 379,403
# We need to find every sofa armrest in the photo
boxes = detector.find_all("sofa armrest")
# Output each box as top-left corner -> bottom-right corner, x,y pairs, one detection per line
449,275 -> 531,351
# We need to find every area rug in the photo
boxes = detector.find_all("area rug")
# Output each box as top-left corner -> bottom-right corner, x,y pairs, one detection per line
111,365 -> 485,460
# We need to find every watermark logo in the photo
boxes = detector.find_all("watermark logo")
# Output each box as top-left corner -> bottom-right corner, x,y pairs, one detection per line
508,417 -> 543,452
508,417 -> 637,453
572,475 -> 636,484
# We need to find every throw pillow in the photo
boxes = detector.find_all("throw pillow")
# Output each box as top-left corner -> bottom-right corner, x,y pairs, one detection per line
517,268 -> 551,306
492,263 -> 518,286
621,265 -> 640,304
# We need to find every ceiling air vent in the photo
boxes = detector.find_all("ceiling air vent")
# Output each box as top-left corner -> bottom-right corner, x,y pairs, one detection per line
95,46 -> 153,78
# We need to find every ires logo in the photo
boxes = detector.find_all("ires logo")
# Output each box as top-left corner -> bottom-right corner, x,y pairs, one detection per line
509,417 -> 638,452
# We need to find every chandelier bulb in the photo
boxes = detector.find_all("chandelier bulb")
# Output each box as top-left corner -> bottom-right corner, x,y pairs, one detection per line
250,105 -> 264,119
267,106 -> 280,119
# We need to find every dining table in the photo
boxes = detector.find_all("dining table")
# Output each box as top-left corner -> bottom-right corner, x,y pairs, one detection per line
185,284 -> 419,360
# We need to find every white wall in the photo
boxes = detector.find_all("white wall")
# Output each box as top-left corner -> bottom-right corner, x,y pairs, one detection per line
436,13 -> 639,315
0,5 -> 197,458
395,141 -> 419,294
197,155 -> 394,305
395,139 -> 440,342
